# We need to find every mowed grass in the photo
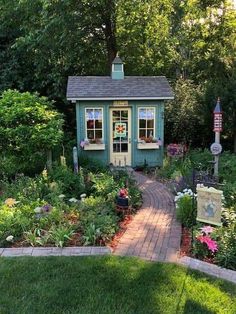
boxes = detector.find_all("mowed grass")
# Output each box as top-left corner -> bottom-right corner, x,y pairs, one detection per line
0,256 -> 235,314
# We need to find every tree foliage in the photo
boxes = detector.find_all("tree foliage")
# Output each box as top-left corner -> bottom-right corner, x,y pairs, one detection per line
0,90 -> 64,176
0,0 -> 235,150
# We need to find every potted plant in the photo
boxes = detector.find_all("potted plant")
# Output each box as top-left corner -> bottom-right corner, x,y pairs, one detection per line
116,188 -> 129,207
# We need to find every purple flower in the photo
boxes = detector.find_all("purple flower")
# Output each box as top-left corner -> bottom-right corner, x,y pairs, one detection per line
41,204 -> 52,212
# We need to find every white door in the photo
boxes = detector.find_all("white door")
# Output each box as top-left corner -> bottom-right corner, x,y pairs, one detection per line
110,108 -> 131,166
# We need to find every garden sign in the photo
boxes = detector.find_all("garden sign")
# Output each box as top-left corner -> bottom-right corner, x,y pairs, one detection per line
196,185 -> 222,226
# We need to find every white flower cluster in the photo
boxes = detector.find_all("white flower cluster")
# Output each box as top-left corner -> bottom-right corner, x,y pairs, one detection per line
174,188 -> 196,203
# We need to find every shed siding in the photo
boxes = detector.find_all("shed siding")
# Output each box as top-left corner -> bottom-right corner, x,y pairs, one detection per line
76,100 -> 164,167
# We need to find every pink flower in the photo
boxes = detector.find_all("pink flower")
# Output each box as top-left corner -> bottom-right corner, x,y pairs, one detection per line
200,226 -> 214,235
197,235 -> 218,253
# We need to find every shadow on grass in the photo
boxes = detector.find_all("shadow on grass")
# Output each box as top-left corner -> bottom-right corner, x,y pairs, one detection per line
0,256 -> 235,314
183,300 -> 216,314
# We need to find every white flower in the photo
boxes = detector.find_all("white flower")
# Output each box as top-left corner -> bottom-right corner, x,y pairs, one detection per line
177,192 -> 182,196
6,235 -> 14,242
69,198 -> 78,203
183,189 -> 188,193
59,194 -> 66,199
34,207 -> 42,213
80,193 -> 87,199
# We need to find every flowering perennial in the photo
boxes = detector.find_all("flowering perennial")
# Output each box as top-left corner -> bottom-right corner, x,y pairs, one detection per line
196,235 -> 218,253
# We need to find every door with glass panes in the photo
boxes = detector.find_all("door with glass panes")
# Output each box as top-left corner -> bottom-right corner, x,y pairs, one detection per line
110,108 -> 131,166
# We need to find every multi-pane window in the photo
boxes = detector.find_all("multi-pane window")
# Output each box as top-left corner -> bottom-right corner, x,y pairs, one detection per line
85,108 -> 103,143
138,108 -> 155,141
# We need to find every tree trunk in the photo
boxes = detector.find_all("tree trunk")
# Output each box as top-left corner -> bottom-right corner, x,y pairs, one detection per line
103,0 -> 117,72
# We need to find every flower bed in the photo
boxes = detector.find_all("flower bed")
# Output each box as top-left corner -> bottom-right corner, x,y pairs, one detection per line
176,188 -> 236,271
0,165 -> 142,248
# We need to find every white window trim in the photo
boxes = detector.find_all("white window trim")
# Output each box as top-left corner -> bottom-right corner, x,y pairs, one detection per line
137,107 -> 156,140
85,107 -> 104,143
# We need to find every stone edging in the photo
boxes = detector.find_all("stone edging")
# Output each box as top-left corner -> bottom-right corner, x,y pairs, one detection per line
0,246 -> 236,284
178,256 -> 236,284
0,246 -> 111,257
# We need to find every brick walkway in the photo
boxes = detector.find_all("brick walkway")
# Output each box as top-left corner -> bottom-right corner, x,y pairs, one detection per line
113,171 -> 182,262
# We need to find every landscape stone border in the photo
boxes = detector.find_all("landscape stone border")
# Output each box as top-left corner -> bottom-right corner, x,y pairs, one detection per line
178,256 -> 236,284
0,246 -> 111,257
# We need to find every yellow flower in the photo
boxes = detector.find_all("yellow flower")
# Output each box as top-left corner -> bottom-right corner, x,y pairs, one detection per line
4,198 -> 18,207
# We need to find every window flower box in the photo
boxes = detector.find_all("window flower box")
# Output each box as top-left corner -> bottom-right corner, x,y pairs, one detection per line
84,143 -> 105,150
137,142 -> 159,150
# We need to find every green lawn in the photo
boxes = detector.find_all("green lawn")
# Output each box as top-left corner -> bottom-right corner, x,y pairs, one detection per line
0,256 -> 235,314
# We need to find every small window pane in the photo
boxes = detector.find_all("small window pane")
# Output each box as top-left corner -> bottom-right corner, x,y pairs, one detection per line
147,129 -> 154,137
113,143 -> 120,152
139,129 -> 146,138
121,110 -> 128,121
139,119 -> 146,128
86,109 -> 94,120
121,143 -> 128,152
95,130 -> 102,139
147,119 -> 154,128
95,119 -> 102,128
87,120 -> 94,129
87,130 -> 94,139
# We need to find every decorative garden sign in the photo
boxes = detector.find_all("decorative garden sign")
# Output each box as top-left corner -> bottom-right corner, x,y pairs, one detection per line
196,185 -> 223,226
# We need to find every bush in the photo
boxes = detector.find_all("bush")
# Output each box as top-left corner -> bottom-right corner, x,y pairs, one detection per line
48,165 -> 86,197
0,89 -> 64,177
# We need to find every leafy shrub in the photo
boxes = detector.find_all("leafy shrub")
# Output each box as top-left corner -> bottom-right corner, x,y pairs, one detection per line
175,189 -> 196,228
214,208 -> 236,270
0,89 -> 64,177
48,165 -> 86,197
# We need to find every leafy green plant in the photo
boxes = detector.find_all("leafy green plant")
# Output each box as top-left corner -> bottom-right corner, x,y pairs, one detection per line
48,165 -> 86,197
175,190 -> 196,228
82,223 -> 101,246
49,225 -> 75,247
24,228 -> 51,247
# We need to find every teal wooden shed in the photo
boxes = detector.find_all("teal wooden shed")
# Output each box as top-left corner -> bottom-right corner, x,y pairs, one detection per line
66,56 -> 173,167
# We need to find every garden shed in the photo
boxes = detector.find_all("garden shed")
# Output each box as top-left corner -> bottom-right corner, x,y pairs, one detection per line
66,56 -> 173,167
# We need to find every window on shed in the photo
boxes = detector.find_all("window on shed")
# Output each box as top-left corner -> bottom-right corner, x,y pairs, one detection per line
85,108 -> 103,143
138,108 -> 155,141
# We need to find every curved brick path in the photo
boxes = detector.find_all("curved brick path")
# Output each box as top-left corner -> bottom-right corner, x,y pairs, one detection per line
113,171 -> 182,262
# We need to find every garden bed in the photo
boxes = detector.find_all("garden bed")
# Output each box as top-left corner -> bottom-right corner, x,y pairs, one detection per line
0,164 -> 142,249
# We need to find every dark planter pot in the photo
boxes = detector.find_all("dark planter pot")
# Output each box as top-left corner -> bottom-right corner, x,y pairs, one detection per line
117,196 -> 129,207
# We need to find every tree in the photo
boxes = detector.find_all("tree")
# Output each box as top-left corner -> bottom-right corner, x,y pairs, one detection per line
165,79 -> 204,146
0,89 -> 64,176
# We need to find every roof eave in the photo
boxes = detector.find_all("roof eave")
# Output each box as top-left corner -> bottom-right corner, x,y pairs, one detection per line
67,96 -> 174,101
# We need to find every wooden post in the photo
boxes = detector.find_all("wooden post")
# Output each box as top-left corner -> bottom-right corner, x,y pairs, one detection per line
73,146 -> 78,174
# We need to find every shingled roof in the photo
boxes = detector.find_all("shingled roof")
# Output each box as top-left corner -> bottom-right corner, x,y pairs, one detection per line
66,76 -> 174,101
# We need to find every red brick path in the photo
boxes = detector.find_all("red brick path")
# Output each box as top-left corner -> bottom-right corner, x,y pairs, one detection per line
113,171 -> 181,262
